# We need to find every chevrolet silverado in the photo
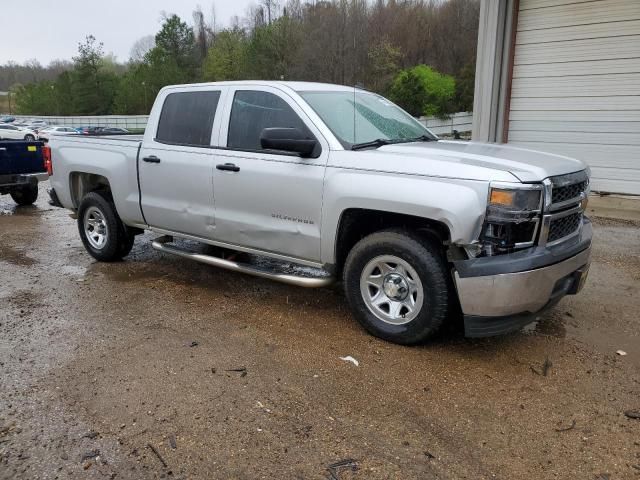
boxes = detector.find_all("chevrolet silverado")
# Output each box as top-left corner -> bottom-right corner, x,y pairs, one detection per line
47,81 -> 592,344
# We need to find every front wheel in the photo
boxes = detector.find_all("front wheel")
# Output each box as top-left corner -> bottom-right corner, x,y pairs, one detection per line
24,134 -> 35,141
77,191 -> 134,262
343,229 -> 451,345
10,183 -> 39,206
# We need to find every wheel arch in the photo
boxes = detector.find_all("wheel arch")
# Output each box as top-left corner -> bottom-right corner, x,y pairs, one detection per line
69,171 -> 113,209
333,208 -> 452,276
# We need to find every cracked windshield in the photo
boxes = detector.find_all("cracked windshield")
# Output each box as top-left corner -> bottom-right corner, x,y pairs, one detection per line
300,90 -> 435,147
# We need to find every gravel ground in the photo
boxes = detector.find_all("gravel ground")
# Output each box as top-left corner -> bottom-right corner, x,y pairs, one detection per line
1,184 -> 639,480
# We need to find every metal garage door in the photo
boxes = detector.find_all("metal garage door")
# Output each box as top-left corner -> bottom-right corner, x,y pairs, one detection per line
507,0 -> 640,194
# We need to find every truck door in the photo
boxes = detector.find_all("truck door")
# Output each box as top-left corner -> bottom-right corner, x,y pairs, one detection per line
212,87 -> 329,264
138,87 -> 225,238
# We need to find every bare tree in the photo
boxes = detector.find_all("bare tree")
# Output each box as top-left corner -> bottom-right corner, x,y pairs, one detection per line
193,6 -> 209,61
129,35 -> 156,63
261,0 -> 280,25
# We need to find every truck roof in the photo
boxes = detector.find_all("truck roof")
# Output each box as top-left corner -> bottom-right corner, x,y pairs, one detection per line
160,80 -> 365,94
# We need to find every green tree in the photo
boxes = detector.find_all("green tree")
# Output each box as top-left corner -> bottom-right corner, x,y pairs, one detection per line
114,15 -> 197,114
389,65 -> 456,117
366,40 -> 404,94
113,65 -> 149,114
245,14 -> 303,80
12,1 -> 481,117
52,71 -> 74,115
15,82 -> 56,115
454,62 -> 475,112
71,36 -> 119,115
114,48 -> 187,115
155,15 -> 197,74
203,28 -> 248,81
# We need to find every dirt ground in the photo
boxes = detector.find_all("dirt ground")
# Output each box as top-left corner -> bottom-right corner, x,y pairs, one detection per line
1,184 -> 639,480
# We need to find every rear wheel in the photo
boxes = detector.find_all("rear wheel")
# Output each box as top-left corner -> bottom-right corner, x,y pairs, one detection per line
77,191 -> 134,262
10,183 -> 39,206
343,229 -> 451,345
24,134 -> 35,141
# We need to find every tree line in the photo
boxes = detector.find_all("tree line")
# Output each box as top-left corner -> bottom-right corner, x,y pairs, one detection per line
7,0 -> 479,118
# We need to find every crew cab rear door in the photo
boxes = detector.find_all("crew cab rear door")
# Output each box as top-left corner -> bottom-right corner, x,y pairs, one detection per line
212,86 -> 329,263
138,86 -> 227,238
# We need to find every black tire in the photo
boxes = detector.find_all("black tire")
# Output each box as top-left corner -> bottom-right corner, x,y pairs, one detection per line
10,183 -> 39,206
24,134 -> 35,141
77,191 -> 134,262
343,229 -> 451,345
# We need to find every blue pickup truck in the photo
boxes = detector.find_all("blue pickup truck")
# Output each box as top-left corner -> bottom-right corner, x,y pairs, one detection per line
0,140 -> 49,205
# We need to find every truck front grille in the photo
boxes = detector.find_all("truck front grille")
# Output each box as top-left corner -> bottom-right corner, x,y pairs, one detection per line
552,180 -> 588,205
540,170 -> 589,246
548,212 -> 582,243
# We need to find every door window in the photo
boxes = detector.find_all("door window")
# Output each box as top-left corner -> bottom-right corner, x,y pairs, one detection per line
227,90 -> 312,151
156,90 -> 221,147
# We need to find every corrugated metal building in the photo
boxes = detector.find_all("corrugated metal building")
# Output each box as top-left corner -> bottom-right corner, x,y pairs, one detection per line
472,0 -> 640,195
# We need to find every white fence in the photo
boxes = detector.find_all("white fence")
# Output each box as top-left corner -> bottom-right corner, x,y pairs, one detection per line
10,111 -> 474,135
11,115 -> 149,130
419,112 -> 473,136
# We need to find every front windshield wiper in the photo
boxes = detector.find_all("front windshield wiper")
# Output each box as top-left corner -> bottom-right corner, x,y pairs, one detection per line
406,134 -> 435,142
350,134 -> 435,151
350,138 -> 393,151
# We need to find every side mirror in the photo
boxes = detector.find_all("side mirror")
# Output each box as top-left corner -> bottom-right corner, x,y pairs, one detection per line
260,127 -> 318,158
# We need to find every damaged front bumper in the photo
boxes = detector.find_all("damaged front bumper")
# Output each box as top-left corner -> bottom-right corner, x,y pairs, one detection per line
453,218 -> 592,337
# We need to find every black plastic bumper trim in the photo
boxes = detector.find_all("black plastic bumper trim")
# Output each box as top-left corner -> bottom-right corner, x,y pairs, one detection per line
464,301 -> 559,338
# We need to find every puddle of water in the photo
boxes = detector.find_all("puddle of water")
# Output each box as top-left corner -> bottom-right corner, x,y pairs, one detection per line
0,244 -> 38,266
0,203 -> 43,216
87,262 -> 164,283
521,310 -> 567,338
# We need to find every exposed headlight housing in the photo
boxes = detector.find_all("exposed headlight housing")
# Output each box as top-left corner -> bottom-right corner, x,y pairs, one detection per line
480,183 -> 543,256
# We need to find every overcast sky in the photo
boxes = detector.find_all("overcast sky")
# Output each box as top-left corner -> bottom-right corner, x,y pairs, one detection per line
1,1 -> 255,65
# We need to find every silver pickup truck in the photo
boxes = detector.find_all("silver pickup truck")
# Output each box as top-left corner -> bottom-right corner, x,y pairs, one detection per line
48,81 -> 592,344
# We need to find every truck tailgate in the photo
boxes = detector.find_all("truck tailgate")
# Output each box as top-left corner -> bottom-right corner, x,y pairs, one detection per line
0,141 -> 46,175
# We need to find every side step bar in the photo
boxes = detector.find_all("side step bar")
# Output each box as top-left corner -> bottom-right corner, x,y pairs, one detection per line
151,235 -> 335,288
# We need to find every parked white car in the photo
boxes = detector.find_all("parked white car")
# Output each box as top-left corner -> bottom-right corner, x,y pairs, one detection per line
37,126 -> 78,142
0,124 -> 37,141
14,118 -> 36,126
27,120 -> 48,129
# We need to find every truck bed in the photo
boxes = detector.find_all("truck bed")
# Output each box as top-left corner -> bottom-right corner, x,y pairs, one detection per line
66,134 -> 145,143
49,134 -> 145,226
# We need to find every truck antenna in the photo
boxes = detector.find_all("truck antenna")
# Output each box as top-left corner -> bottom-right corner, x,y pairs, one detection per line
353,29 -> 357,145
353,84 -> 357,145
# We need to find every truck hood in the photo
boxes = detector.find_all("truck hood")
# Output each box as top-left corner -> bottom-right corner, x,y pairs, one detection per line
338,140 -> 586,183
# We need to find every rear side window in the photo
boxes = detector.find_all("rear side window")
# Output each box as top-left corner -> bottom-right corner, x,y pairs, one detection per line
227,90 -> 311,151
156,91 -> 221,146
